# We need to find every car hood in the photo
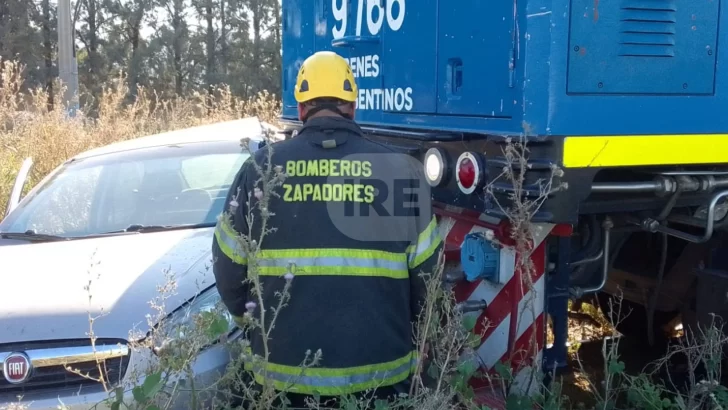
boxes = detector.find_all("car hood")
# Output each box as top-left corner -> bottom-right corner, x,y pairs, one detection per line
0,228 -> 217,344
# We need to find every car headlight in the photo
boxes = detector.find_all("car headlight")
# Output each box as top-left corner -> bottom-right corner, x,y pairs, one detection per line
152,286 -> 238,356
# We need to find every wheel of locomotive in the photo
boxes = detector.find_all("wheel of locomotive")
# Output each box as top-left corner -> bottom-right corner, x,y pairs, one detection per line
595,291 -> 679,348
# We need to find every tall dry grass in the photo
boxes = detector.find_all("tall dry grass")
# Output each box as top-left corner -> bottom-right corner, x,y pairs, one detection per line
0,59 -> 282,209
3,58 -> 728,410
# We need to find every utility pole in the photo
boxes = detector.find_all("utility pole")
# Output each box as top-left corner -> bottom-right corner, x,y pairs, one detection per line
57,0 -> 79,117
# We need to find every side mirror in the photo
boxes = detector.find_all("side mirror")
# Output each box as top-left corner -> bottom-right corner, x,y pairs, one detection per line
4,157 -> 33,218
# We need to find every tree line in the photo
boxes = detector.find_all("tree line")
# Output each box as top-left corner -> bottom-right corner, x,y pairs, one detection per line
0,0 -> 281,110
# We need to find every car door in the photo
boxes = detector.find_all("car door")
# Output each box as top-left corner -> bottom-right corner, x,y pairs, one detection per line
3,157 -> 33,220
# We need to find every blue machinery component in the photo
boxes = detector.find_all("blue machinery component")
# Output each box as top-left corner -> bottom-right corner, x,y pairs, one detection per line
460,232 -> 501,283
544,236 -> 572,376
281,0 -> 724,137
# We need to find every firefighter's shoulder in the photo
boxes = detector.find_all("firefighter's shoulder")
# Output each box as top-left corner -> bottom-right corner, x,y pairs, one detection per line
245,140 -> 285,169
252,133 -> 302,159
356,134 -> 403,154
356,135 -> 425,177
239,136 -> 305,183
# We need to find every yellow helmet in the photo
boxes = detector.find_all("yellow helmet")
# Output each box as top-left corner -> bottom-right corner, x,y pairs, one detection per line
294,51 -> 357,104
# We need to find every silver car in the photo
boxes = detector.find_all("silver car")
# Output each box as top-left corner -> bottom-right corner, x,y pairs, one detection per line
0,117 -> 278,410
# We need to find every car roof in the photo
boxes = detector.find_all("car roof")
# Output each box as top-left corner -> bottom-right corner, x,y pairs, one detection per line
72,117 -> 278,161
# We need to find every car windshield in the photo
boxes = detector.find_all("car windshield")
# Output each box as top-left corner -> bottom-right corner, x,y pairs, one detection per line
0,140 -> 250,238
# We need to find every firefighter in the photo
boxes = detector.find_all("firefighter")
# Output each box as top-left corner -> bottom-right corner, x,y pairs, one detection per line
212,50 -> 443,408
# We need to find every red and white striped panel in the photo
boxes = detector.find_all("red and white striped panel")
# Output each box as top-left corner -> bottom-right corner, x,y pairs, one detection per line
435,205 -> 554,406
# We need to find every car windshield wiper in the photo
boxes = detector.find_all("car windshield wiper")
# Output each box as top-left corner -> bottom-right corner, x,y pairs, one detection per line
0,224 -> 216,241
0,230 -> 70,242
110,222 -> 217,234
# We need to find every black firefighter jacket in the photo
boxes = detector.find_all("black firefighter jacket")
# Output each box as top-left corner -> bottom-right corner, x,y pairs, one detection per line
211,115 -> 443,397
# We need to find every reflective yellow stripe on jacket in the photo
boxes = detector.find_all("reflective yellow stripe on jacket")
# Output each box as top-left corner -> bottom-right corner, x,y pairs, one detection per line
215,214 -> 434,280
245,351 -> 419,396
254,248 -> 410,279
214,216 -> 247,265
406,215 -> 442,269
